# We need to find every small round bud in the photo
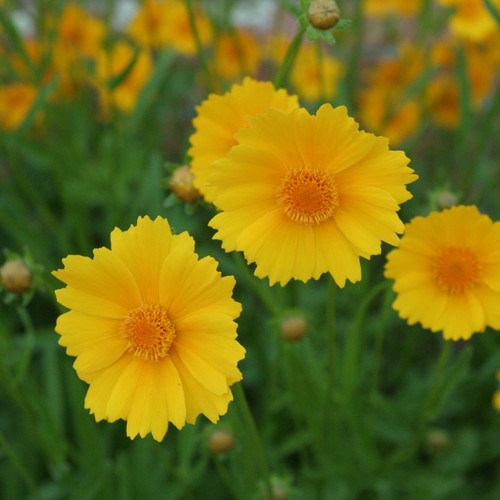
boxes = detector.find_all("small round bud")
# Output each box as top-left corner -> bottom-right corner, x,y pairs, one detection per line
169,165 -> 201,203
425,428 -> 450,453
307,0 -> 340,30
280,315 -> 308,341
436,190 -> 458,210
208,428 -> 234,453
1,260 -> 32,294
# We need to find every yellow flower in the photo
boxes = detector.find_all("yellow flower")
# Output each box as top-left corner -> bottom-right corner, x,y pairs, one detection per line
425,75 -> 460,128
436,0 -> 500,41
188,77 -> 299,203
214,30 -> 261,81
385,206 -> 500,340
128,0 -> 212,55
95,41 -> 153,114
0,83 -> 38,130
53,216 -> 245,441
290,43 -> 344,102
208,104 -> 417,287
364,0 -> 422,16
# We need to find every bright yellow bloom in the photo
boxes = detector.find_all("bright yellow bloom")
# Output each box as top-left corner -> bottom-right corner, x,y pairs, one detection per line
53,216 -> 245,441
214,30 -> 261,81
0,83 -> 38,130
128,0 -> 212,55
209,104 -> 417,287
436,0 -> 500,41
95,42 -> 153,114
385,206 -> 500,340
290,43 -> 344,102
364,0 -> 422,16
188,77 -> 299,203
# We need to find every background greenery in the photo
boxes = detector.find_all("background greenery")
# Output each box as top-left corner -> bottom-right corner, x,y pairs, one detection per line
1,0 -> 499,498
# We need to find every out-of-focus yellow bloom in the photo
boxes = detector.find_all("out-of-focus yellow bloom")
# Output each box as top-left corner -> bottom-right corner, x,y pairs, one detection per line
52,3 -> 106,95
426,75 -> 460,128
436,0 -> 500,41
358,45 -> 424,144
128,0 -> 212,55
0,83 -> 38,130
95,41 -> 153,114
290,43 -> 344,102
214,30 -> 260,81
364,0 -> 422,16
359,92 -> 420,146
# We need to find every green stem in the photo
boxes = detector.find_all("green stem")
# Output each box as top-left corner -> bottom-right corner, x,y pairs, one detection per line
232,382 -> 273,500
484,0 -> 500,26
274,27 -> 305,89
232,253 -> 280,316
344,0 -> 364,110
15,306 -> 37,382
213,454 -> 244,500
184,0 -> 216,93
0,429 -> 43,500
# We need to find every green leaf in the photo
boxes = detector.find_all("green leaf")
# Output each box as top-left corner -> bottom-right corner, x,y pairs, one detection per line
332,18 -> 352,30
484,0 -> 500,26
0,7 -> 34,74
298,13 -> 309,28
109,46 -> 141,90
300,0 -> 310,10
306,24 -> 320,41
319,30 -> 337,44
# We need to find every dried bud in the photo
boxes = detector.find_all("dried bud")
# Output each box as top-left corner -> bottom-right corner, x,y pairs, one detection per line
280,315 -> 308,341
1,260 -> 32,294
169,165 -> 201,203
307,0 -> 340,30
208,428 -> 234,453
436,190 -> 458,210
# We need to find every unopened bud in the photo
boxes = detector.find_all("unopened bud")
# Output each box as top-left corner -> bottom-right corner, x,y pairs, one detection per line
307,0 -> 340,30
1,260 -> 32,294
425,428 -> 450,453
435,190 -> 458,210
169,165 -> 201,203
208,428 -> 234,453
280,315 -> 308,341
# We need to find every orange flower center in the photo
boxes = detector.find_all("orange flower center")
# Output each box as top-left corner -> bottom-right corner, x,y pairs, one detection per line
121,304 -> 176,361
276,168 -> 339,225
434,247 -> 480,294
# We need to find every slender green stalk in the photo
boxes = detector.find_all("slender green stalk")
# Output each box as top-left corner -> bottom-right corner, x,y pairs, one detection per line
232,253 -> 280,316
232,382 -> 273,500
184,0 -> 216,93
274,27 -> 306,89
344,0 -> 364,110
0,429 -> 43,500
15,306 -> 37,382
484,0 -> 500,25
213,455 -> 245,500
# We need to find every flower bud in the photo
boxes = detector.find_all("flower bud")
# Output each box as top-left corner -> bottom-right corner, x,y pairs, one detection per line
1,260 -> 32,294
425,428 -> 450,453
307,0 -> 340,30
169,165 -> 201,203
280,315 -> 308,341
208,428 -> 234,453
435,190 -> 458,210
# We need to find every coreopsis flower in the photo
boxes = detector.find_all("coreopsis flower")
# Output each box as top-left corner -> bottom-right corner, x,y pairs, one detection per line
214,30 -> 261,81
94,41 -> 153,114
53,216 -> 245,441
364,0 -> 422,16
209,104 -> 417,287
188,77 -> 299,203
0,83 -> 38,130
385,206 -> 500,340
436,0 -> 500,42
128,0 -> 212,55
290,43 -> 344,102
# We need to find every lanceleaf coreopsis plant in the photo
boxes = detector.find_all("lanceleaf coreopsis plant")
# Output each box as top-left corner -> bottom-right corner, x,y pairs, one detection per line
2,0 -> 500,499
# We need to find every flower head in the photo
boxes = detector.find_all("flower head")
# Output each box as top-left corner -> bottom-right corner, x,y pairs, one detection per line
209,104 -> 417,287
188,77 -> 299,202
385,206 -> 500,340
53,216 -> 245,441
0,83 -> 38,130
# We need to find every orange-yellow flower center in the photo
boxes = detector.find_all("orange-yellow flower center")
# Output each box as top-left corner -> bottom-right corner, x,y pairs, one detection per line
434,247 -> 480,294
121,304 -> 176,361
276,168 -> 339,225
